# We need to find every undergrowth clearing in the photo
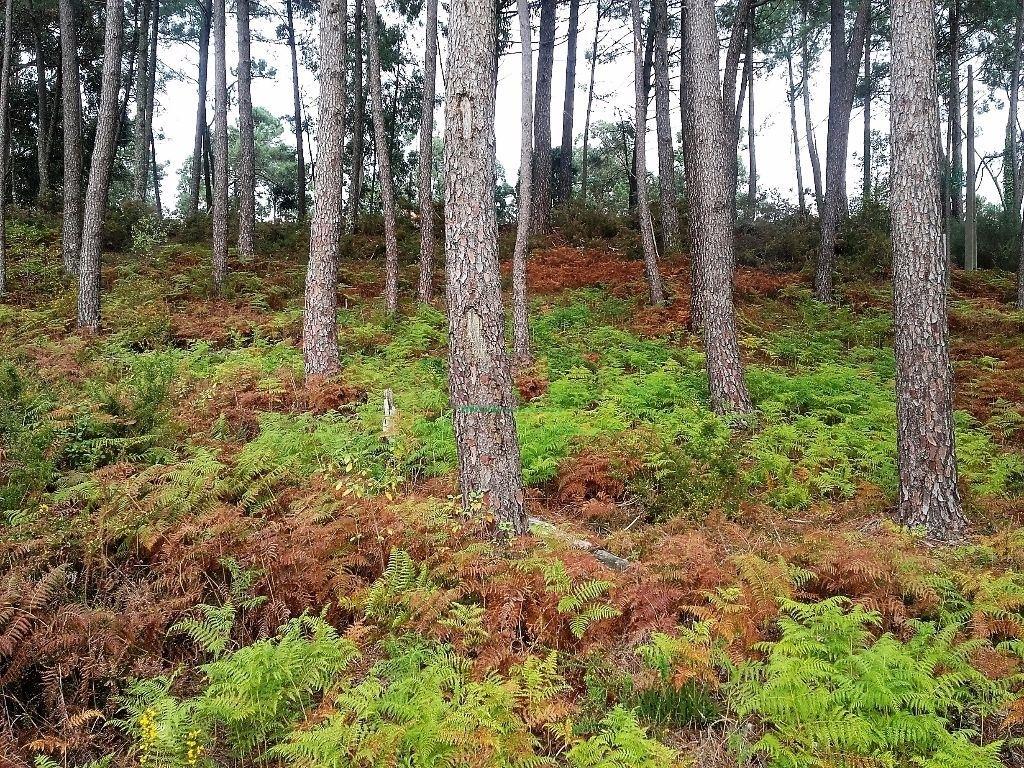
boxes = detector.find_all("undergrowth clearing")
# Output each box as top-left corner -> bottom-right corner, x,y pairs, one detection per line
3,216 -> 1024,767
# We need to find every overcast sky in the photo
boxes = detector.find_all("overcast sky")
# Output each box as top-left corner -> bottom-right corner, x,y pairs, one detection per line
153,1 -> 1008,214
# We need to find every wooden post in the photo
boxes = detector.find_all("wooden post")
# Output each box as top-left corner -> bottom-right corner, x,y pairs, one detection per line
965,64 -> 977,271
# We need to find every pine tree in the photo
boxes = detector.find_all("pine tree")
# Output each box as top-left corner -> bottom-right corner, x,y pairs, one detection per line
236,0 -> 257,260
416,0 -> 438,302
512,0 -> 534,365
59,0 -> 84,276
211,0 -> 229,288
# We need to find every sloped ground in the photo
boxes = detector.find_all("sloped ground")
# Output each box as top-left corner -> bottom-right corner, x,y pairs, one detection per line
2,216 -> 1024,767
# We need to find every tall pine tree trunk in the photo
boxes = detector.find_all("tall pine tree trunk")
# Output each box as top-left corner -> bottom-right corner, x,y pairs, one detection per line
512,0 -> 534,364
862,14 -> 871,205
77,0 -> 124,330
59,0 -> 84,275
813,0 -> 869,303
444,0 -> 527,538
746,11 -> 757,219
32,8 -> 53,207
416,0 -> 438,302
966,65 -> 977,270
556,0 -> 579,205
286,0 -> 307,219
130,0 -> 152,201
683,0 -> 752,414
0,0 -> 12,294
304,0 -> 347,375
189,1 -> 211,216
580,1 -> 602,207
653,0 -> 679,249
800,0 -> 823,214
1006,0 -> 1023,220
533,0 -> 554,233
891,0 -> 965,539
236,0 -> 256,258
364,0 -> 400,315
151,134 -> 162,216
630,0 -> 665,305
347,0 -> 365,232
141,0 -> 159,201
949,0 -> 963,221
211,0 -> 228,288
786,48 -> 806,214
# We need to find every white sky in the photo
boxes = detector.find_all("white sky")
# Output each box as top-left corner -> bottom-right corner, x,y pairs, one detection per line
153,1 -> 1008,213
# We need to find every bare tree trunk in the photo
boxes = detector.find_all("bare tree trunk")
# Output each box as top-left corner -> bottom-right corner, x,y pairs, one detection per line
722,0 -> 751,208
77,0 -> 124,330
891,0 -> 965,539
948,0 -> 963,221
142,0 -> 158,199
59,0 -> 84,276
364,0 -> 400,315
236,0 -> 256,259
203,123 -> 213,209
746,11 -> 756,219
130,0 -> 152,201
1006,0 -> 1023,220
347,0 -> 365,232
629,0 -> 665,305
151,134 -> 162,216
965,64 -> 977,270
285,0 -> 307,219
416,0 -> 438,302
683,0 -> 752,414
813,0 -> 869,303
800,0 -> 823,215
532,0 -> 554,234
444,0 -> 527,538
556,0 -> 580,205
189,1 -> 211,217
212,0 -> 228,288
653,0 -> 679,249
786,48 -> 806,214
512,0 -> 534,364
304,0 -> 347,376
32,8 -> 53,207
580,0 -> 602,207
0,0 -> 12,294
862,12 -> 871,205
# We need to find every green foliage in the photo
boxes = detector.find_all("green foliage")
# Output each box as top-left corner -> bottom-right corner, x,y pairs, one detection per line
566,707 -> 679,768
728,598 -> 1014,768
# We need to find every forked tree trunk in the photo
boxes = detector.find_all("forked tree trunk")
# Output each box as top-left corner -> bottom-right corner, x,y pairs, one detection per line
512,0 -> 534,364
0,0 -> 12,295
629,0 -> 665,305
130,0 -> 152,201
59,0 -> 84,276
556,0 -> 579,205
78,0 -> 124,330
533,0 -> 554,233
364,0 -> 400,315
416,0 -> 438,302
890,0 -> 965,539
653,0 -> 679,249
785,48 -> 806,214
189,1 -> 211,216
444,0 -> 527,539
347,0 -> 365,231
580,0 -> 602,206
683,0 -> 753,414
285,0 -> 307,219
211,0 -> 228,288
236,0 -> 256,259
813,0 -> 870,303
304,0 -> 347,376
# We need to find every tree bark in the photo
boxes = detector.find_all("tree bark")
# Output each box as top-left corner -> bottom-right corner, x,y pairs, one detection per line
364,0 -> 400,315
416,0 -> 438,302
1006,0 -> 1023,220
212,0 -> 228,288
580,0 -> 602,207
813,0 -> 870,303
151,133 -> 162,216
965,64 -> 977,270
746,11 -> 756,219
142,0 -> 158,199
891,0 -> 965,539
683,0 -> 753,414
800,0 -> 824,214
130,0 -> 152,201
304,0 -> 347,376
786,48 -> 806,214
949,0 -> 962,221
629,16 -> 655,213
59,0 -> 84,276
512,0 -> 534,364
347,0 -> 365,232
236,0 -> 256,259
0,0 -> 12,295
77,0 -> 124,330
286,0 -> 307,219
32,6 -> 53,207
653,0 -> 679,249
189,1 -> 211,216
862,10 -> 871,205
630,0 -> 665,306
556,0 -> 580,205
444,0 -> 527,538
533,0 -> 554,233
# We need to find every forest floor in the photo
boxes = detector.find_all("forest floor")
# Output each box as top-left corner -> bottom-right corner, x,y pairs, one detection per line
3,215 -> 1024,767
